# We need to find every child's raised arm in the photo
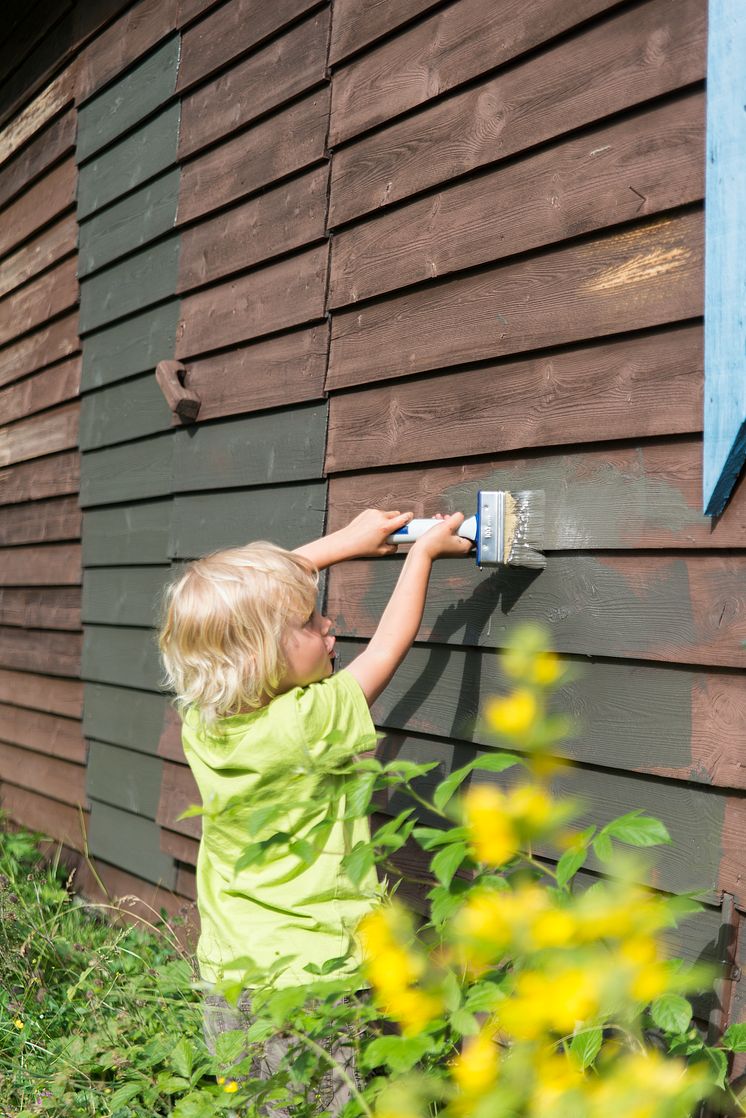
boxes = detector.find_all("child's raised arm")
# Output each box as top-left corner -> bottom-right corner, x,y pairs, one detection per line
293,508 -> 413,570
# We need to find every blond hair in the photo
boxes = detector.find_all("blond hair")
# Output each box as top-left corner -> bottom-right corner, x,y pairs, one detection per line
158,542 -> 318,723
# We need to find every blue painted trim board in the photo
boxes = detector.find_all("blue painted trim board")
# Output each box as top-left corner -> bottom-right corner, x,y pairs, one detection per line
703,0 -> 746,515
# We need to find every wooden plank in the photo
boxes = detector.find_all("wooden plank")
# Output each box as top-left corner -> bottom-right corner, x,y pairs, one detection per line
327,326 -> 702,470
158,759 -> 200,838
0,586 -> 81,630
0,740 -> 86,806
76,36 -> 180,164
0,1 -> 71,103
0,257 -> 79,349
158,703 -> 182,761
179,9 -> 329,159
0,543 -> 81,586
178,0 -> 321,90
170,403 -> 328,491
0,668 -> 82,717
170,483 -> 327,558
0,450 -> 79,507
76,0 -> 178,103
175,864 -> 196,900
79,235 -> 180,334
327,210 -> 703,389
87,740 -> 162,817
0,213 -> 77,300
177,87 -> 329,224
88,799 -> 176,887
703,0 -> 746,515
82,500 -> 171,566
331,0 -> 622,145
181,324 -> 329,423
330,90 -> 705,307
82,565 -> 170,627
327,553 -> 746,669
77,103 -> 180,220
0,313 -> 79,389
329,0 -> 706,227
0,496 -> 81,547
80,300 -> 179,391
0,157 -> 76,260
0,109 -> 76,211
327,437 -> 746,550
329,0 -> 442,64
79,432 -> 173,507
80,372 -> 173,451
78,169 -> 179,278
178,165 -> 328,290
334,636 -> 746,791
0,701 -> 84,761
0,401 -> 79,467
0,67 -> 75,167
83,681 -> 166,753
176,244 -> 328,357
81,625 -> 162,691
0,626 -> 81,676
0,784 -> 87,851
160,826 -> 199,868
0,357 -> 80,426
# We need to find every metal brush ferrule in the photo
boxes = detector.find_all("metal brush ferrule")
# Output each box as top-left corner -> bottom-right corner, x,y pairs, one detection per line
476,489 -> 503,566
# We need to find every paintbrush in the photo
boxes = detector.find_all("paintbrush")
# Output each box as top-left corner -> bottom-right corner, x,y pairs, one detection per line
387,489 -> 546,569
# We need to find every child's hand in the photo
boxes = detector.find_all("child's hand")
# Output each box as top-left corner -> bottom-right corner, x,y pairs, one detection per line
412,512 -> 474,560
339,508 -> 413,558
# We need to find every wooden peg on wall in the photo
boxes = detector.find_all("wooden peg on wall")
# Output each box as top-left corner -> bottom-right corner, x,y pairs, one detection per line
155,360 -> 201,423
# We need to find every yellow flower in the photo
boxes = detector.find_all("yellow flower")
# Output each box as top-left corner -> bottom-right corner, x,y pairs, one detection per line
506,784 -> 554,830
530,908 -> 576,949
531,651 -> 562,686
485,689 -> 537,736
366,944 -> 423,997
359,908 -> 395,955
463,785 -> 518,867
499,967 -> 600,1039
223,1080 -> 239,1093
531,1049 -> 585,1114
451,1031 -> 499,1095
217,1076 -> 225,1084
383,987 -> 442,1035
14,1018 -> 23,1029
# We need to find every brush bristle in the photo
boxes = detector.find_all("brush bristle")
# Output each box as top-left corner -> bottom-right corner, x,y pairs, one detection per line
506,490 -> 546,569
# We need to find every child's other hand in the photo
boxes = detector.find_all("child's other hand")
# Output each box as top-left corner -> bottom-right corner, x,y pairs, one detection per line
339,508 -> 413,558
413,512 -> 474,560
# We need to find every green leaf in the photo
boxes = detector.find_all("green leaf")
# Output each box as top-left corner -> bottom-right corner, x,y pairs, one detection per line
413,825 -> 468,851
215,1029 -> 248,1067
722,1023 -> 746,1052
592,833 -> 614,863
603,812 -> 671,847
342,841 -> 375,886
651,994 -> 693,1034
428,877 -> 471,926
170,1038 -> 195,1080
108,1081 -> 144,1109
433,764 -> 473,812
361,1034 -> 434,1073
450,1008 -> 480,1037
556,846 -> 588,889
175,804 -> 204,820
570,1027 -> 603,1069
344,771 -> 379,819
383,760 -> 440,780
472,752 -> 520,773
703,1045 -> 728,1089
431,842 -> 468,887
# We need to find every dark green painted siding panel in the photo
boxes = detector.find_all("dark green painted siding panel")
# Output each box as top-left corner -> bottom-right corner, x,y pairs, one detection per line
80,300 -> 180,391
78,170 -> 180,277
79,235 -> 181,333
82,625 -> 162,691
82,566 -> 170,627
170,482 -> 327,557
77,103 -> 180,220
77,37 -> 180,163
84,682 -> 167,754
87,741 -> 163,817
88,800 -> 176,887
80,433 -> 173,506
83,502 -> 172,565
80,373 -> 173,451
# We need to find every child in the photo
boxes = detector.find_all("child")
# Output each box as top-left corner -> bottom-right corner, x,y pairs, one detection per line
158,507 -> 472,1110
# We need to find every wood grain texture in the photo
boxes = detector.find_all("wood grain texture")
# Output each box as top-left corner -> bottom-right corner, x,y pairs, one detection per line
0,213 -> 77,300
87,740 -> 162,817
0,357 -> 80,425
334,636 -> 746,790
330,91 -> 705,307
84,681 -> 166,753
0,668 -> 82,717
79,432 -> 172,507
0,543 -> 81,586
157,758 -> 200,837
80,372 -> 173,451
326,326 -> 703,471
0,66 -> 75,167
80,300 -> 179,391
329,0 -> 442,64
0,109 -> 75,211
88,800 -> 176,887
0,784 -> 87,851
76,0 -> 178,103
176,244 -> 329,357
179,10 -> 329,159
0,157 -> 76,260
329,0 -> 706,227
82,500 -> 171,566
81,624 -> 162,690
0,626 -> 82,676
0,586 -> 81,630
0,450 -> 79,507
178,166 -> 328,290
330,0 -> 621,145
160,825 -> 199,867
78,169 -> 179,278
177,88 -> 329,224
0,401 -> 79,468
327,210 -> 703,389
181,324 -> 329,422
0,700 -> 83,760
326,438 -> 746,550
78,234 -> 180,334
0,313 -> 79,389
178,0 -> 321,90
0,740 -> 86,806
327,553 -> 746,668
82,566 -> 170,628
0,496 -> 81,547
0,257 -> 79,349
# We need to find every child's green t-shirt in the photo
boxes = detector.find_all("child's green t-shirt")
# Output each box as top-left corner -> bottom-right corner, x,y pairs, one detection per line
182,669 -> 380,988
